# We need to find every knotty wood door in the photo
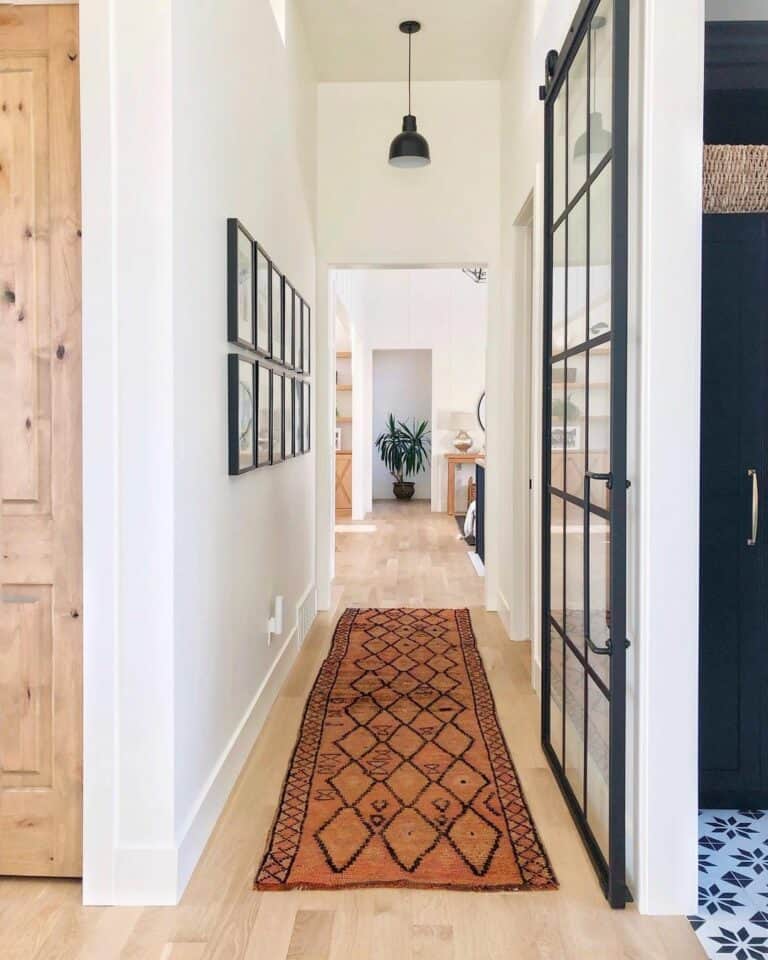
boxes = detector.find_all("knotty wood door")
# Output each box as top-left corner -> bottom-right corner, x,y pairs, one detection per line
0,5 -> 82,877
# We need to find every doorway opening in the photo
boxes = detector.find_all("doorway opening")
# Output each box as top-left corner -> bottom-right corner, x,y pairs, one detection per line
330,267 -> 488,596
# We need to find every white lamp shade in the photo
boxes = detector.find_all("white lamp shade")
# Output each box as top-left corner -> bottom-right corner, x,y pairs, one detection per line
446,411 -> 475,431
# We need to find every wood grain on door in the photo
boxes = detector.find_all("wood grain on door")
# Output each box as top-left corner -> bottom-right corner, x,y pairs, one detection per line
0,4 -> 82,877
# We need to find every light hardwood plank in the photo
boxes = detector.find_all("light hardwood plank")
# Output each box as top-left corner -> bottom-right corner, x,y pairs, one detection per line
286,909 -> 335,959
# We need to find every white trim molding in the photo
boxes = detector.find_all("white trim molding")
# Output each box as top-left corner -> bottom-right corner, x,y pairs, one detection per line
633,0 -> 704,916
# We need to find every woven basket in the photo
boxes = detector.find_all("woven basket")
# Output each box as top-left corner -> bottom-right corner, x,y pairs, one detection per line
703,145 -> 768,214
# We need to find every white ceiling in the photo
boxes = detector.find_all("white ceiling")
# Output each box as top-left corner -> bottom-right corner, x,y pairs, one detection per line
296,0 -> 520,82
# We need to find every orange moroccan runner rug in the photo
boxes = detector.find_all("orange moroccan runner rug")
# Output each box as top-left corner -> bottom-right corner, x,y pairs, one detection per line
255,608 -> 557,892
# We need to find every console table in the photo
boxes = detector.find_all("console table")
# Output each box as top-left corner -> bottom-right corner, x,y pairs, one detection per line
444,452 -> 482,516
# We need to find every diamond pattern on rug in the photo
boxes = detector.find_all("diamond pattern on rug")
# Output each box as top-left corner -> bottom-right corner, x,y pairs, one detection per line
689,809 -> 768,959
255,607 -> 557,892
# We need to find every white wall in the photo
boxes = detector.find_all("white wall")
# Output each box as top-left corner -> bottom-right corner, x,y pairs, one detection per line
171,0 -> 317,894
335,269 -> 487,518
498,0 -> 703,916
318,82 -> 501,266
81,0 -> 317,905
372,350 -> 432,500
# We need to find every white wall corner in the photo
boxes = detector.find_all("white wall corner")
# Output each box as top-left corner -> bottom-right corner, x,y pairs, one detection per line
496,589 -> 512,637
113,847 -> 179,906
633,0 -> 704,916
317,264 -> 334,611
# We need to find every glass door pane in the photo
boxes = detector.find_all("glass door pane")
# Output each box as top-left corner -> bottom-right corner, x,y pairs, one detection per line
567,195 -> 588,350
568,43 -> 589,200
542,0 -> 629,908
587,676 -> 610,857
564,646 -> 585,800
590,0 -> 614,175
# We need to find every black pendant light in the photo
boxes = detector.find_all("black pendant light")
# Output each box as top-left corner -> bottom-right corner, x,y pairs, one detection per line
389,21 -> 431,168
574,15 -> 612,163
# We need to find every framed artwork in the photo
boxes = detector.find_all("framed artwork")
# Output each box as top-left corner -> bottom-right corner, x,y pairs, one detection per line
295,296 -> 303,372
270,262 -> 283,365
255,244 -> 270,357
302,300 -> 311,375
271,370 -> 284,464
551,424 -> 581,450
293,378 -> 302,456
283,279 -> 295,369
302,380 -> 311,453
256,361 -> 271,467
227,354 -> 255,475
284,375 -> 294,458
227,220 -> 255,351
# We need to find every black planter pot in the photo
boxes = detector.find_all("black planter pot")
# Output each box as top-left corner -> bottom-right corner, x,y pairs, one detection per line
393,481 -> 415,501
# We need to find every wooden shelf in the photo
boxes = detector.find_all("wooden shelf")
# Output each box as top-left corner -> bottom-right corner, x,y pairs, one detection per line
554,381 -> 611,390
336,416 -> 352,424
336,449 -> 352,456
336,351 -> 352,359
336,384 -> 352,392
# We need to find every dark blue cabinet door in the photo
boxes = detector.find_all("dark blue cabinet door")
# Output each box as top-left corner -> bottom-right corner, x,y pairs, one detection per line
700,214 -> 768,808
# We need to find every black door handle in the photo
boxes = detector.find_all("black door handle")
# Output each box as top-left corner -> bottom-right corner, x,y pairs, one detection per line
583,472 -> 612,656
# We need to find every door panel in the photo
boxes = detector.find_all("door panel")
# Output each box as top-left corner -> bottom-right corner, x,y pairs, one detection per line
335,453 -> 352,517
541,0 -> 629,907
699,214 -> 768,808
0,5 -> 82,877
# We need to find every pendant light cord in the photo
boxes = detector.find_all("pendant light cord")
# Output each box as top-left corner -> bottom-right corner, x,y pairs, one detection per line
408,32 -> 412,115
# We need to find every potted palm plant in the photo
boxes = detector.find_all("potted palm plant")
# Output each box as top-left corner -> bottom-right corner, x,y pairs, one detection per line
375,414 -> 431,500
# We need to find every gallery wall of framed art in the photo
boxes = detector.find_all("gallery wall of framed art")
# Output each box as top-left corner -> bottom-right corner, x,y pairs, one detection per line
227,218 -> 312,476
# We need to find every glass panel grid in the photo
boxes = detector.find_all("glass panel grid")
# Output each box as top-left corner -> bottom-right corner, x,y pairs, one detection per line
543,0 -> 626,906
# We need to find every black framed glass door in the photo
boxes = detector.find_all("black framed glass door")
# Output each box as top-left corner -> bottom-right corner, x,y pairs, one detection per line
540,0 -> 629,908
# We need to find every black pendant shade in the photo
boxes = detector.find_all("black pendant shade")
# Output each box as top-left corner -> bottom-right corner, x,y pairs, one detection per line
389,114 -> 431,168
389,21 -> 431,168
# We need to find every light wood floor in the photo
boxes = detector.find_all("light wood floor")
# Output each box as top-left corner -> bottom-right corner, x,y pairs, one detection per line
0,502 -> 703,958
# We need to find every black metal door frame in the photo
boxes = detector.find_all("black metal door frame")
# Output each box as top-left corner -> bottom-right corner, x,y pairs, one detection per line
539,0 -> 630,908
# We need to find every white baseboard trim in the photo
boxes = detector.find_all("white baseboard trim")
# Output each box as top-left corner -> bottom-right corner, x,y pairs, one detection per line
468,551 -> 485,577
532,656 -> 541,695
496,589 -> 512,637
296,583 -> 317,649
174,583 -> 317,902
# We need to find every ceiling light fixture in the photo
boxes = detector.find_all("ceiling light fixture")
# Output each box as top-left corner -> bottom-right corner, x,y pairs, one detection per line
462,267 -> 488,284
389,20 -> 431,169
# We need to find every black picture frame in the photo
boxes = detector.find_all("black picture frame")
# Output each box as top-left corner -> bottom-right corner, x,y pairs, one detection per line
270,261 -> 283,366
255,360 -> 271,467
227,354 -> 256,475
271,370 -> 284,464
227,220 -> 256,351
284,375 -> 295,458
302,380 -> 311,453
293,378 -> 302,455
284,279 -> 295,370
255,244 -> 271,357
302,301 -> 311,375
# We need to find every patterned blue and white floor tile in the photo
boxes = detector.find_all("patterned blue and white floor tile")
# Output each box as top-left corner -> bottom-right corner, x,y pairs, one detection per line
689,810 -> 768,959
